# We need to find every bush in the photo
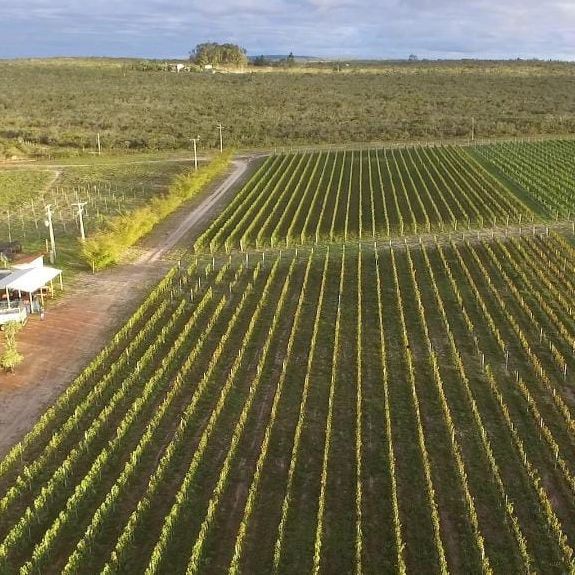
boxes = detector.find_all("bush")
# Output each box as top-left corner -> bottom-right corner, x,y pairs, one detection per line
1,321 -> 23,373
81,152 -> 232,270
1,348 -> 24,373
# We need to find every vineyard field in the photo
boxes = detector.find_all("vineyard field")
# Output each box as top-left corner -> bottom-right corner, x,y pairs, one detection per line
0,159 -> 197,264
196,145 -> 533,252
1,230 -> 574,573
472,139 -> 575,220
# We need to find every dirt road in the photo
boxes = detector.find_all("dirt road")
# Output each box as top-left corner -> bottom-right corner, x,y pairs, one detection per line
137,159 -> 249,264
0,157 -> 252,458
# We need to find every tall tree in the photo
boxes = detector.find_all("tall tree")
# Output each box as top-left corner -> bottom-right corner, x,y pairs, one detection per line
190,42 -> 248,67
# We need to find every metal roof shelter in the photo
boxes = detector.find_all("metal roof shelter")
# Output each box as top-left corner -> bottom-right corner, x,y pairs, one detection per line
0,269 -> 30,290
0,266 -> 63,307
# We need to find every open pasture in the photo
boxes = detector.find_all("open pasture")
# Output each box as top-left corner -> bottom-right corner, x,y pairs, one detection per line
0,171 -> 53,207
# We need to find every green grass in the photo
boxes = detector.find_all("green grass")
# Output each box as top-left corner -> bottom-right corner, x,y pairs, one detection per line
0,170 -> 53,207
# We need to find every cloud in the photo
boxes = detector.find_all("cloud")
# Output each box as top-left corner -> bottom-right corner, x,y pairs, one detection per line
0,0 -> 573,59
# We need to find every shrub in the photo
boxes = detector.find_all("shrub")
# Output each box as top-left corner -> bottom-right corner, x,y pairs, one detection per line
81,152 -> 232,270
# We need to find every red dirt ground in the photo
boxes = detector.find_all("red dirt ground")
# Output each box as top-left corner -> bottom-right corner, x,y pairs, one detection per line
0,261 -> 169,457
0,158 -> 252,458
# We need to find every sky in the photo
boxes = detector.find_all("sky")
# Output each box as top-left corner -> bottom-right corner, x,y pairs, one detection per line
0,0 -> 574,61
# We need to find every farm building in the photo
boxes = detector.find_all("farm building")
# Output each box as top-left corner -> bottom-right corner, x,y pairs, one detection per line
0,253 -> 62,317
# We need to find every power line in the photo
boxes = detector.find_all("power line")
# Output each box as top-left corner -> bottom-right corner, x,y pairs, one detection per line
44,204 -> 56,263
72,201 -> 88,241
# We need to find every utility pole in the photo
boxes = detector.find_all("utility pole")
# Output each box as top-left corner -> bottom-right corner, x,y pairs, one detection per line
97,132 -> 101,155
72,201 -> 87,241
45,204 -> 56,262
471,117 -> 475,142
216,123 -> 224,153
6,209 -> 11,242
191,136 -> 200,170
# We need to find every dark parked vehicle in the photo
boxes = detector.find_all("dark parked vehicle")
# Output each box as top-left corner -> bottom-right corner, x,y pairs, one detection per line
0,241 -> 22,261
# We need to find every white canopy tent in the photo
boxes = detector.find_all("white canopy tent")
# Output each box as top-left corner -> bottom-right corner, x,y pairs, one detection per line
0,266 -> 63,308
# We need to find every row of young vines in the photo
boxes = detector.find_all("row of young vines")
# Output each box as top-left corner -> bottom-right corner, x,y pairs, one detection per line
195,144 -> 533,252
472,138 -> 575,219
